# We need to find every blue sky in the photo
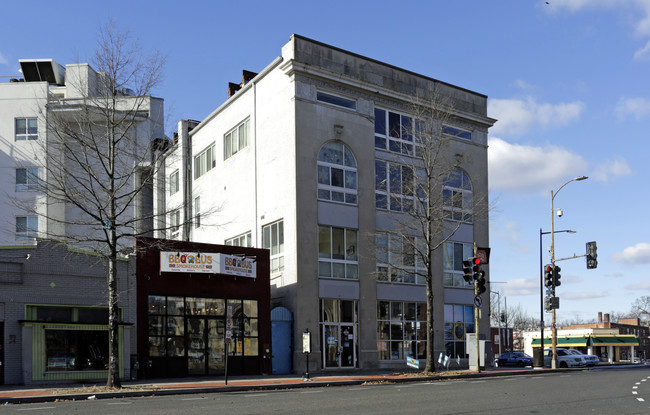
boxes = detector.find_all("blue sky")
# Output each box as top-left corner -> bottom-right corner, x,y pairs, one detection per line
1,0 -> 649,323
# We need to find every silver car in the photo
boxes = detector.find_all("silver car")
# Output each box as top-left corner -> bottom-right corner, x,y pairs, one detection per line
566,349 -> 600,366
544,348 -> 586,368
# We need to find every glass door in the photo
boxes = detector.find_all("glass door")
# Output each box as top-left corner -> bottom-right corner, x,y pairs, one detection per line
187,317 -> 206,375
323,325 -> 339,368
340,325 -> 355,367
207,319 -> 225,375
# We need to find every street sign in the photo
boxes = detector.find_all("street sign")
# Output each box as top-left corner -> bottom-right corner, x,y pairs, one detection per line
226,305 -> 233,344
474,295 -> 482,308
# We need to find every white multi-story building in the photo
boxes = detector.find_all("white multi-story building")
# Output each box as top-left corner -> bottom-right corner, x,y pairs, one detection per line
158,35 -> 495,372
0,59 -> 163,384
0,59 -> 164,247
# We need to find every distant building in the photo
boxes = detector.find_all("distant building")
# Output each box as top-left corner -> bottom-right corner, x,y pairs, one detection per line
157,35 -> 495,372
521,313 -> 644,363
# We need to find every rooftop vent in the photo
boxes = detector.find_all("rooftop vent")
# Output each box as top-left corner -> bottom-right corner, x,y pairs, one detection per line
19,59 -> 65,85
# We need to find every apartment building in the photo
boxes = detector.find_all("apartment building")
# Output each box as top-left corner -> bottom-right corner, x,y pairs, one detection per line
158,35 -> 495,372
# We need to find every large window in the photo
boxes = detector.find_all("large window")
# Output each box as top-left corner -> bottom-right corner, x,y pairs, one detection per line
443,242 -> 474,287
376,233 -> 425,285
317,91 -> 357,110
443,125 -> 472,141
16,215 -> 38,239
226,232 -> 252,247
169,210 -> 180,239
318,226 -> 358,279
16,167 -> 38,191
15,117 -> 38,140
194,144 -> 215,179
224,119 -> 250,160
377,301 -> 427,360
374,108 -> 422,156
444,304 -> 474,358
443,169 -> 472,222
194,197 -> 201,228
263,221 -> 284,273
169,170 -> 179,195
317,142 -> 357,205
46,330 -> 109,371
375,160 -> 416,211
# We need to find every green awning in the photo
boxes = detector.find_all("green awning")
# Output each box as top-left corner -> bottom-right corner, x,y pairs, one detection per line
590,335 -> 638,347
531,336 -> 588,347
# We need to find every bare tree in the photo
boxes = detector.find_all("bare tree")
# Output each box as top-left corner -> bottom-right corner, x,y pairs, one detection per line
16,21 -> 169,388
631,296 -> 650,321
374,87 -> 490,372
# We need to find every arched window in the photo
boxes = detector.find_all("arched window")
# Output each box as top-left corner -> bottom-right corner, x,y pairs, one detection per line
317,142 -> 357,205
443,169 -> 472,222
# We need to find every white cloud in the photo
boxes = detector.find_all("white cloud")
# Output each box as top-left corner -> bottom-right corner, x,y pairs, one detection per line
615,97 -> 650,119
591,156 -> 633,183
612,242 -> 650,265
562,291 -> 609,300
545,0 -> 650,59
501,278 -> 539,296
488,137 -> 588,193
488,97 -> 584,138
625,281 -> 650,290
0,52 -> 7,65
634,39 -> 650,60
491,220 -> 530,254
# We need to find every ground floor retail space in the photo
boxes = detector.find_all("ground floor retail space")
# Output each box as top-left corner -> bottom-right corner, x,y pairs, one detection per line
135,238 -> 271,379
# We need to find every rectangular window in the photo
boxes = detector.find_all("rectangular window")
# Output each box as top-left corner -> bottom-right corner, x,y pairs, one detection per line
169,170 -> 179,195
194,196 -> 200,228
375,160 -> 415,212
169,210 -> 180,239
374,109 -> 420,155
443,242 -> 474,287
318,226 -> 358,279
16,167 -> 38,191
226,232 -> 252,247
15,117 -> 38,140
376,232 -> 425,285
194,143 -> 215,179
443,125 -> 472,141
45,329 -> 109,371
377,301 -> 426,360
444,304 -> 475,358
317,91 -> 357,110
263,220 -> 284,273
16,215 -> 38,239
224,119 -> 250,160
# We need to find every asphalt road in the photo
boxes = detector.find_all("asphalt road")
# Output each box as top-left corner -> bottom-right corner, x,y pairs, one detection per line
6,366 -> 650,414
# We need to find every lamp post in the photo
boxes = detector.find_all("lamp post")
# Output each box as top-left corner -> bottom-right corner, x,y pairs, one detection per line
492,290 -> 501,356
550,176 -> 588,369
539,228 -> 575,367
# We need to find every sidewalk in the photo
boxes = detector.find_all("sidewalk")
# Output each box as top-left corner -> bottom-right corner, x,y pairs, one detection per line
0,367 -> 561,405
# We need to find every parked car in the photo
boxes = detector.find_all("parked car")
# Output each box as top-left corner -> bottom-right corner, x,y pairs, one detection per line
566,349 -> 600,367
544,348 -> 585,368
496,351 -> 534,367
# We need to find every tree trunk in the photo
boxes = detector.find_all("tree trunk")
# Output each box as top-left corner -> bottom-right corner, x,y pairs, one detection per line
106,232 -> 121,388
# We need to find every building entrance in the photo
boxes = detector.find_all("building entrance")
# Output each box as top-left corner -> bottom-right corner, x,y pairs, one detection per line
323,324 -> 356,368
187,317 -> 225,375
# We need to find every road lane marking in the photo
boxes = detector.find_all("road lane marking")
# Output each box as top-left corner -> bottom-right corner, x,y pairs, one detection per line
300,390 -> 324,394
637,397 -> 645,402
17,408 -> 57,411
181,397 -> 207,401
633,391 -> 638,395
106,402 -> 133,405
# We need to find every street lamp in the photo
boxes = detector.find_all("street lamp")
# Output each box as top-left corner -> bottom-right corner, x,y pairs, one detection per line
539,228 -> 575,367
550,176 -> 588,369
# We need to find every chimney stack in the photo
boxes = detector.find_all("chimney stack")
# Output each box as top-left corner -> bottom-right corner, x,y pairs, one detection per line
598,312 -> 603,323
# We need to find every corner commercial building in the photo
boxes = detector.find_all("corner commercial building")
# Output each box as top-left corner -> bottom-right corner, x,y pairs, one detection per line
158,35 -> 495,372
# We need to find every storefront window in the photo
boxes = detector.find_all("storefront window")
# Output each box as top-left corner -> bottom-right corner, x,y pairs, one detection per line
377,300 -> 426,360
444,303 -> 474,358
45,329 -> 108,371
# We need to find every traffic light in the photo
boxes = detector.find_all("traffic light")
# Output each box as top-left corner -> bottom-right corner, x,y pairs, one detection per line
462,259 -> 473,283
586,241 -> 598,269
544,296 -> 552,312
473,258 -> 486,294
544,264 -> 554,287
553,265 -> 562,287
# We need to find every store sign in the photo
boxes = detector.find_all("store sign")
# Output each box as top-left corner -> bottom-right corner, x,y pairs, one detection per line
160,252 -> 256,278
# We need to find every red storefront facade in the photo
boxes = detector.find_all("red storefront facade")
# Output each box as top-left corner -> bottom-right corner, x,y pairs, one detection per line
135,238 -> 271,379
